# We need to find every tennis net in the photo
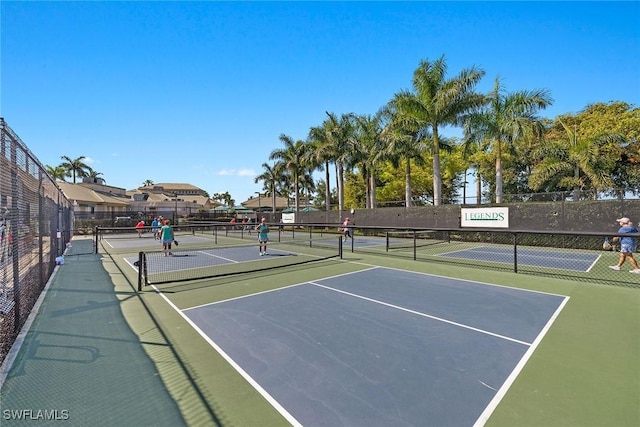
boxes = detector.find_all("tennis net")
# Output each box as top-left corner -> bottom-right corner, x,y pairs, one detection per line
137,236 -> 343,289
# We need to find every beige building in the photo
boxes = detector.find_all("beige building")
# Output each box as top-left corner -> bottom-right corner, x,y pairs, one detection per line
241,194 -> 291,212
58,180 -> 130,218
58,179 -> 217,220
129,183 -> 217,218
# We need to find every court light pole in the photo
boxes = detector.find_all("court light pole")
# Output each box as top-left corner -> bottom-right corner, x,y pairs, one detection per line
255,192 -> 261,216
173,192 -> 178,222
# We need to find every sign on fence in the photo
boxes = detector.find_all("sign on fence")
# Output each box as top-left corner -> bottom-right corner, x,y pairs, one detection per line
460,207 -> 509,228
281,212 -> 295,223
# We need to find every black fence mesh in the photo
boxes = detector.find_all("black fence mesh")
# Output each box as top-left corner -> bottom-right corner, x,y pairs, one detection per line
0,118 -> 76,365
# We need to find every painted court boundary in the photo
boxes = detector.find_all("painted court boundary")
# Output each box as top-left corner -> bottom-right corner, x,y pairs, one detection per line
154,265 -> 569,426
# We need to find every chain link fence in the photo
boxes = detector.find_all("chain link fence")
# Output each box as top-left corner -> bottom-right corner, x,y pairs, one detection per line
0,118 -> 74,365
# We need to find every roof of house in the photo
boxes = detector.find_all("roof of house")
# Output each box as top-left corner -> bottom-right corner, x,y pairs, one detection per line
58,181 -> 130,206
241,195 -> 291,209
135,183 -> 205,193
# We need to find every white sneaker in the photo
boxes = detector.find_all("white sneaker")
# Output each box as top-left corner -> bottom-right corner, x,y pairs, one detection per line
259,252 -> 264,256
608,265 -> 621,270
629,269 -> 640,274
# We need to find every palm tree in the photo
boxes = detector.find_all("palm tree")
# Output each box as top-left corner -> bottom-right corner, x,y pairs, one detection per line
464,77 -> 552,203
254,162 -> 282,213
461,132 -> 492,204
529,118 -> 623,199
59,155 -> 94,183
142,179 -> 154,187
325,112 -> 356,213
269,134 -> 309,212
307,123 -> 334,212
46,165 -> 68,181
353,112 -> 387,208
390,56 -> 486,205
87,170 -> 105,183
381,104 -> 431,207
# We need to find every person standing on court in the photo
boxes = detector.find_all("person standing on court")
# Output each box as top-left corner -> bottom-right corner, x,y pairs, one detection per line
609,217 -> 640,273
135,219 -> 145,237
151,217 -> 161,240
342,217 -> 352,241
256,217 -> 269,256
160,219 -> 175,256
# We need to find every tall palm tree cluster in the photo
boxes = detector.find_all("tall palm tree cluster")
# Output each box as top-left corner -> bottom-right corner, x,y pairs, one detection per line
255,55 -> 639,211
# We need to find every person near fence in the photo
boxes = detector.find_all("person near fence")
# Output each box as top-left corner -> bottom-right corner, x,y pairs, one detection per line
151,217 -> 161,240
256,217 -> 269,256
135,219 -> 145,237
160,219 -> 175,256
608,217 -> 640,273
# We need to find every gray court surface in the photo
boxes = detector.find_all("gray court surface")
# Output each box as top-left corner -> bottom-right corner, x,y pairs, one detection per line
102,234 -> 213,249
182,267 -> 568,426
439,246 -> 600,272
126,246 -> 298,273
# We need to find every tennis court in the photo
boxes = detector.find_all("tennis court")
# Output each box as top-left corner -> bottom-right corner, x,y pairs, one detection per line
1,229 -> 638,427
177,267 -> 567,426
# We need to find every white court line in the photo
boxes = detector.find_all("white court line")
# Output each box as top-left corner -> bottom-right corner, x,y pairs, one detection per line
586,254 -> 601,272
183,266 -> 379,311
199,250 -> 239,263
473,295 -> 570,426
310,281 -> 531,346
151,286 -> 303,427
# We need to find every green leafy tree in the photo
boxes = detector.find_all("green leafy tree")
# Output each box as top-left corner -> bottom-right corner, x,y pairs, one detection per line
530,116 -> 626,199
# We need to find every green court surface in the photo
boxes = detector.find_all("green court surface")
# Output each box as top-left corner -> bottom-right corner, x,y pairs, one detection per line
0,237 -> 638,426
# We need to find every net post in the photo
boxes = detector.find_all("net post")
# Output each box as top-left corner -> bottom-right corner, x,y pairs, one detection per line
385,231 -> 390,252
339,235 -> 343,258
94,226 -> 99,253
413,230 -> 417,261
137,251 -> 144,291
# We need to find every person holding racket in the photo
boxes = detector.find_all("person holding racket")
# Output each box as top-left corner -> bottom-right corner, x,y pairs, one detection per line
609,217 -> 640,273
256,217 -> 269,256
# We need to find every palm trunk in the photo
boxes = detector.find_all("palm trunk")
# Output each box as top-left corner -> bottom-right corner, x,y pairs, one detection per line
573,166 -> 580,201
432,130 -> 442,206
337,163 -> 345,213
325,161 -> 331,211
369,175 -> 376,209
495,140 -> 503,203
405,159 -> 412,208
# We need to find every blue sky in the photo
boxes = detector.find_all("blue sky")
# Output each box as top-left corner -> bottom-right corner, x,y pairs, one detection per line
1,1 -> 639,204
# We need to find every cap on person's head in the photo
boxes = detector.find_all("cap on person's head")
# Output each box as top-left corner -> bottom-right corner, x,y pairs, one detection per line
261,217 -> 266,222
617,217 -> 631,224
